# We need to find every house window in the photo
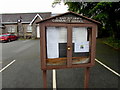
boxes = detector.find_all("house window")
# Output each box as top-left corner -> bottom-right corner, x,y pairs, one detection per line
27,25 -> 32,32
7,26 -> 15,33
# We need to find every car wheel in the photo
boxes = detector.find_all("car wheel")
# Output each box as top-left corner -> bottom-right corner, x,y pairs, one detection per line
8,38 -> 11,42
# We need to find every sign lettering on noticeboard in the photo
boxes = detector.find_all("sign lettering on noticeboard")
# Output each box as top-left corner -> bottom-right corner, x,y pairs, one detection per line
52,17 -> 84,23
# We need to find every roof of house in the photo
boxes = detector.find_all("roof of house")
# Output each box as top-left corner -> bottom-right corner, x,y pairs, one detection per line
37,11 -> 100,24
1,12 -> 51,24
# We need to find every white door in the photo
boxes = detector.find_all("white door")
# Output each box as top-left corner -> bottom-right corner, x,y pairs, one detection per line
37,25 -> 40,38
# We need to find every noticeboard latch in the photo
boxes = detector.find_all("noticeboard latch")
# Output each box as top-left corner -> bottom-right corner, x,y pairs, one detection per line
67,46 -> 71,51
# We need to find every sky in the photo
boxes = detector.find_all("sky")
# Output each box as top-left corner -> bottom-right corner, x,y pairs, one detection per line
0,0 -> 68,14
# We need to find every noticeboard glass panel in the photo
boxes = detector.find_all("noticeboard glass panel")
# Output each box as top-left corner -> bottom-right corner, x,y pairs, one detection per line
72,27 -> 90,64
46,26 -> 67,66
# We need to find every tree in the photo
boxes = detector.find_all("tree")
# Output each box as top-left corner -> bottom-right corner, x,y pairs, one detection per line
53,1 -> 120,40
87,2 -> 120,39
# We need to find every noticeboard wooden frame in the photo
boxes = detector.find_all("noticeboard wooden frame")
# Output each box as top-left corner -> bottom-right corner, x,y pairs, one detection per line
37,11 -> 99,70
37,11 -> 100,88
41,24 -> 97,70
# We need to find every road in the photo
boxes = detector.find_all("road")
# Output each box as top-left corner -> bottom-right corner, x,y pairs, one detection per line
2,40 -> 52,88
1,39 -> 119,89
96,39 -> 120,74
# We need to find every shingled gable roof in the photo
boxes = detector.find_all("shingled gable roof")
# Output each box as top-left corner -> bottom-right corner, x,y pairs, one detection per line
36,11 -> 100,24
1,12 -> 51,24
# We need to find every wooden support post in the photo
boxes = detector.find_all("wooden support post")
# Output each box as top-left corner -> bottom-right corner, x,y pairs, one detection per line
84,67 -> 90,89
43,70 -> 47,88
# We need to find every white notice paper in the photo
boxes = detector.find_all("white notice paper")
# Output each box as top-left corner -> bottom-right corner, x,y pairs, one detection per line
47,27 -> 59,58
72,27 -> 87,43
58,27 -> 67,43
47,43 -> 59,58
74,41 -> 89,52
47,27 -> 67,58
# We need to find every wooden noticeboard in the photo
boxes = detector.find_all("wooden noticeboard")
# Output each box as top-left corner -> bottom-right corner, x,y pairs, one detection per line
36,11 -> 100,88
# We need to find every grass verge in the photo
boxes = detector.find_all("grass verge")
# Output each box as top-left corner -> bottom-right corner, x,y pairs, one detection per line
103,37 -> 120,50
